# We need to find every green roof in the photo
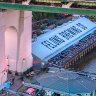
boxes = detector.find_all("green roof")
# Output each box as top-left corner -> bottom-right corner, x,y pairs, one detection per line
36,70 -> 96,94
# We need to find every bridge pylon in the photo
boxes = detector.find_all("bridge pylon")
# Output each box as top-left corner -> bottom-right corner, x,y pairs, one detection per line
0,9 -> 33,84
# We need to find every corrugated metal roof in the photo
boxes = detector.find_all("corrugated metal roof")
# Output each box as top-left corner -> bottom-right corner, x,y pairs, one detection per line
36,71 -> 96,94
32,17 -> 96,61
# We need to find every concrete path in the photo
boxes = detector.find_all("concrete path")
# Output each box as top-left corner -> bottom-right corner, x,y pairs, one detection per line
5,88 -> 32,96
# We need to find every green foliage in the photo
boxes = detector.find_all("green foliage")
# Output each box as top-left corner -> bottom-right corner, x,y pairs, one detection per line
8,70 -> 12,74
20,88 -> 26,93
19,94 -> 24,96
15,72 -> 19,76
33,12 -> 44,21
23,67 -> 33,75
54,24 -> 58,28
58,22 -> 63,26
47,13 -> 54,19
32,12 -> 56,21
87,16 -> 96,21
30,81 -> 34,84
46,71 -> 48,73
29,77 -> 32,81
41,26 -> 46,30
34,73 -> 38,76
36,30 -> 42,36
67,17 -> 72,21
25,87 -> 28,90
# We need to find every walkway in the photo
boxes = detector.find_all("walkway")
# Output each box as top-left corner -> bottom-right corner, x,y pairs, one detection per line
7,74 -> 30,95
5,88 -> 32,96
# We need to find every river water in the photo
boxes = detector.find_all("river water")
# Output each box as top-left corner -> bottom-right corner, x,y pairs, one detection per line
72,49 -> 96,74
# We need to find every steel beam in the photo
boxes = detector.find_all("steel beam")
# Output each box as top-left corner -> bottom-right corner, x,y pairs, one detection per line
0,3 -> 96,15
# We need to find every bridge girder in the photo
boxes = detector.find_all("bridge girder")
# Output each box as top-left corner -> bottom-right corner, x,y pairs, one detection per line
0,3 -> 96,15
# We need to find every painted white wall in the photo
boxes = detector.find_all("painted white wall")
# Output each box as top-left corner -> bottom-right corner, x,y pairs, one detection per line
0,71 -> 7,85
5,26 -> 17,71
4,10 -> 20,72
16,10 -> 33,72
4,9 -> 20,31
0,9 -> 33,85
4,10 -> 33,72
23,11 -> 33,71
0,12 -> 7,85
0,12 -> 6,72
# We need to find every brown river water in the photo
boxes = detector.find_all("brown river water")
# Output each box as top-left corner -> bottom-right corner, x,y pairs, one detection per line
72,48 -> 96,73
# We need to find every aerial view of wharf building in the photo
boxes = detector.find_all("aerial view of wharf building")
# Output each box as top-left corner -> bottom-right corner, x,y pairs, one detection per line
32,17 -> 96,69
0,0 -> 96,95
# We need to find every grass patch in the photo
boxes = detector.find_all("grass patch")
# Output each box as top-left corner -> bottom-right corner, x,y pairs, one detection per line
23,67 -> 33,75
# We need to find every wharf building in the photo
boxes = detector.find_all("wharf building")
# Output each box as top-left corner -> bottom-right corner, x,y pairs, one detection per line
32,17 -> 96,69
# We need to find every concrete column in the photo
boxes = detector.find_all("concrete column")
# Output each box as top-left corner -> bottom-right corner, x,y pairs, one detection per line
4,9 -> 20,72
0,12 -> 7,85
16,10 -> 33,72
4,9 -> 33,73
